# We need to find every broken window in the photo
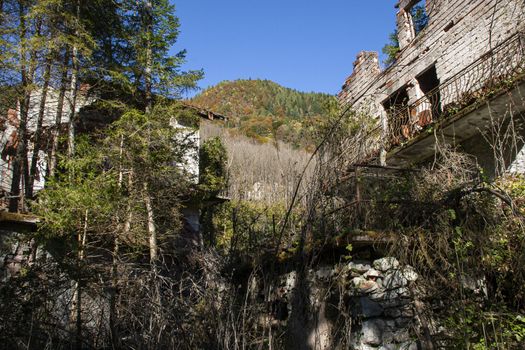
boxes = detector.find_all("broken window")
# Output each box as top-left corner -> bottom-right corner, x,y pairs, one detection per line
416,65 -> 441,125
409,0 -> 429,36
383,86 -> 411,142
383,86 -> 409,116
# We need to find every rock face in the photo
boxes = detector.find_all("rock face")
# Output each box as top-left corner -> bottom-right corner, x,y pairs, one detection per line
268,257 -> 421,350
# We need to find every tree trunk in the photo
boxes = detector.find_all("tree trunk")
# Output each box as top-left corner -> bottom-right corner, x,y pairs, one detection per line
27,54 -> 52,198
143,181 -> 157,264
73,209 -> 88,350
67,0 -> 80,158
48,49 -> 70,178
142,0 -> 157,266
144,0 -> 153,114
9,2 -> 30,212
109,235 -> 119,348
110,138 -> 132,348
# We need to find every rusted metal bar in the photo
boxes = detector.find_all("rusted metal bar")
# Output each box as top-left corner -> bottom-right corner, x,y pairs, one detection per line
385,30 -> 525,150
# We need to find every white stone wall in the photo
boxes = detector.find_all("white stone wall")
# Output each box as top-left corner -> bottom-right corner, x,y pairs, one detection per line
171,118 -> 200,183
339,0 -> 525,118
509,144 -> 525,174
0,87 -> 91,193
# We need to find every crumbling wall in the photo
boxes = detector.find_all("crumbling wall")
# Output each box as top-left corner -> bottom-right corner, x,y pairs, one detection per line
339,0 -> 525,114
268,257 -> 426,350
0,87 -> 92,193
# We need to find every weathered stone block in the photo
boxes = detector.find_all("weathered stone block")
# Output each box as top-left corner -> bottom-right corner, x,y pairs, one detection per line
364,268 -> 382,279
394,329 -> 411,343
348,261 -> 372,274
360,296 -> 384,318
384,307 -> 402,318
379,344 -> 397,350
373,257 -> 400,272
383,270 -> 409,290
402,266 -> 418,282
314,266 -> 334,281
361,319 -> 385,346
395,317 -> 414,328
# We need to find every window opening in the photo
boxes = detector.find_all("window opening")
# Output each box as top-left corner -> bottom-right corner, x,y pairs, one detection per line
383,86 -> 411,142
409,0 -> 429,36
383,87 -> 409,114
416,65 -> 441,125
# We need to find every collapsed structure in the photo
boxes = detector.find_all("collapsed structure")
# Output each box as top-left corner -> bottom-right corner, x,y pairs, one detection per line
339,0 -> 525,177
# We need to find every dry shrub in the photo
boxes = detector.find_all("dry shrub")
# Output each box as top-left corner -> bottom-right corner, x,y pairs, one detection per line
200,121 -> 315,205
385,149 -> 525,348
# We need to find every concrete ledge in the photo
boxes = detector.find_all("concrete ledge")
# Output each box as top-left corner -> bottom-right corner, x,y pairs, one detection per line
0,211 -> 40,232
387,79 -> 525,167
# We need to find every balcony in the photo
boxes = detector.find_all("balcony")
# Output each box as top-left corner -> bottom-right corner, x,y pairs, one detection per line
384,30 -> 525,167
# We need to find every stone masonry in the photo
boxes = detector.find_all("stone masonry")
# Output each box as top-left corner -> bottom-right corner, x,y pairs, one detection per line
339,0 -> 525,111
269,257 -> 424,350
338,0 -> 525,173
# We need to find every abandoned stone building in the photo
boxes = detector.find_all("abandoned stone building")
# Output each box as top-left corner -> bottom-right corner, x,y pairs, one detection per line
339,0 -> 525,177
0,87 -> 226,208
0,86 -> 92,196
0,89 -> 229,254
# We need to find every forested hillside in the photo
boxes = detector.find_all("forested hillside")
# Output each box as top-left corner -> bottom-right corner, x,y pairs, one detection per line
192,79 -> 337,148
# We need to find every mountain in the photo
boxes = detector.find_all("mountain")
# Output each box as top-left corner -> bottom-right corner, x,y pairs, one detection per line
191,79 -> 337,149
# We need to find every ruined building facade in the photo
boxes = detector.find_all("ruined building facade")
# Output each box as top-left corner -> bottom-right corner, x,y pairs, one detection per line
339,0 -> 525,176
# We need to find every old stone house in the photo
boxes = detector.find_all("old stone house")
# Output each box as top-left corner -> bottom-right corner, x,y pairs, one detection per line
0,88 -> 226,205
339,0 -> 525,177
0,89 -> 228,248
0,86 -> 92,196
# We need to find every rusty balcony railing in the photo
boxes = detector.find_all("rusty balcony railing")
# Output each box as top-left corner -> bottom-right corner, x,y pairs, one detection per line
386,30 -> 525,148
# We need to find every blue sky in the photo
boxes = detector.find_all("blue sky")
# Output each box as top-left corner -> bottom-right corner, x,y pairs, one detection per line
172,1 -> 398,97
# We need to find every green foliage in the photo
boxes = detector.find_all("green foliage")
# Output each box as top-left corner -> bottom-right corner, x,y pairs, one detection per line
398,167 -> 525,347
211,200 -> 302,259
34,136 -> 119,240
35,102 -> 198,253
382,31 -> 400,67
192,79 -> 337,149
381,2 -> 427,67
199,137 -> 227,195
99,0 -> 203,98
343,243 -> 353,261
410,2 -> 429,36
444,304 -> 525,349
0,85 -> 18,116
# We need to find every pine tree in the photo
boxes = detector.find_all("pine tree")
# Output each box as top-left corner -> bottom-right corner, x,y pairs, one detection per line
121,0 -> 203,104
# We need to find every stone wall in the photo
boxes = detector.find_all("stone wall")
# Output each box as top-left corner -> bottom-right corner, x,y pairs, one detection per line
338,0 -> 525,117
0,87 -> 92,193
2,225 -> 431,349
268,257 -> 426,350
